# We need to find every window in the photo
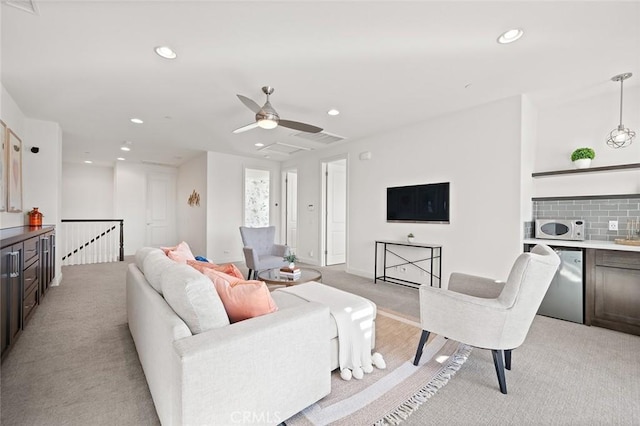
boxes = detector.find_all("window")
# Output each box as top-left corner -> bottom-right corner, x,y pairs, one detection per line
244,168 -> 270,227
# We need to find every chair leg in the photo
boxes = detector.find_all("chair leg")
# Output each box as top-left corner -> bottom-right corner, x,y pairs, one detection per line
413,330 -> 430,366
491,350 -> 508,394
247,269 -> 253,280
505,349 -> 512,371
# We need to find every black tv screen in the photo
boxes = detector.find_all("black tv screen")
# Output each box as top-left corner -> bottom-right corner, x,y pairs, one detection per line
387,182 -> 450,223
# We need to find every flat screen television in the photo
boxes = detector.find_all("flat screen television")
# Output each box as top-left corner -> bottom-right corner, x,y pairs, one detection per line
386,182 -> 450,223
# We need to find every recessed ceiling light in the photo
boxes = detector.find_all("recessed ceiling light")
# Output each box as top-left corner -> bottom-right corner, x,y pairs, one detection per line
327,109 -> 340,116
154,46 -> 177,60
117,157 -> 125,161
497,28 -> 524,44
84,160 -> 93,164
120,146 -> 131,152
255,143 -> 265,147
130,118 -> 144,124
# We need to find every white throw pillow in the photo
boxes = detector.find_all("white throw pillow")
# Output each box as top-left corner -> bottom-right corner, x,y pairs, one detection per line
161,263 -> 230,334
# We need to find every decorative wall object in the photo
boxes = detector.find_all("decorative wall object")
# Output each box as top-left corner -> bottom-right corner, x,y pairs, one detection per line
0,120 -> 7,212
187,189 -> 200,207
7,128 -> 22,212
244,173 -> 270,227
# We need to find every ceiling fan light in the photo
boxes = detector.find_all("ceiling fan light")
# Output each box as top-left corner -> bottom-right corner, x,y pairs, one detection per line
258,118 -> 278,129
497,28 -> 523,44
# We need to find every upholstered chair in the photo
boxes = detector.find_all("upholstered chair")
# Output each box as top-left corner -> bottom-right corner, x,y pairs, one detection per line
239,226 -> 290,279
413,244 -> 560,394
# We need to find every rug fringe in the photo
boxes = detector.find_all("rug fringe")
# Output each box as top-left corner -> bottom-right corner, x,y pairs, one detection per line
374,344 -> 473,426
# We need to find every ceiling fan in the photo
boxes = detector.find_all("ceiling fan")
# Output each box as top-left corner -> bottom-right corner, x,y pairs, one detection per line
232,86 -> 323,134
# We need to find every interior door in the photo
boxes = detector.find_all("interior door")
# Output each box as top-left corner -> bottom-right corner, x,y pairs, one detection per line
146,172 -> 176,247
325,159 -> 346,265
285,170 -> 298,255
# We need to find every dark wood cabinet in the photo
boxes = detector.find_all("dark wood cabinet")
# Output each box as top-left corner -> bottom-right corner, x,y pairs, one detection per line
39,231 -> 55,298
1,244 -> 23,361
585,249 -> 640,336
1,226 -> 56,362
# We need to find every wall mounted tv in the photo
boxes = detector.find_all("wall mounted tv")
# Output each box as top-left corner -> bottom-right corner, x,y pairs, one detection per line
386,182 -> 450,223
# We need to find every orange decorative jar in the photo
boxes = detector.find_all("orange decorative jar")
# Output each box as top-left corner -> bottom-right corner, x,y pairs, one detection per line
27,207 -> 43,227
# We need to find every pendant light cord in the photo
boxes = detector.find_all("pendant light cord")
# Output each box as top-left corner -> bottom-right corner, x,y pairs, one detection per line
619,78 -> 624,126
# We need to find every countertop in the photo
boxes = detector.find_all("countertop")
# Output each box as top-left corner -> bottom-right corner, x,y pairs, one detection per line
524,238 -> 640,252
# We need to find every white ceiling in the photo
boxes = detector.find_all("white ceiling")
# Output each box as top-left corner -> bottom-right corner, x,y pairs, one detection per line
2,1 -> 639,167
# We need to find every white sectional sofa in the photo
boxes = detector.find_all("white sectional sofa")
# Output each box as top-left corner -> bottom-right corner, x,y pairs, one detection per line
126,248 -> 332,425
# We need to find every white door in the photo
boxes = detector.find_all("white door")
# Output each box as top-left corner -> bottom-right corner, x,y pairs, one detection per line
326,159 -> 346,265
146,172 -> 176,247
285,170 -> 298,255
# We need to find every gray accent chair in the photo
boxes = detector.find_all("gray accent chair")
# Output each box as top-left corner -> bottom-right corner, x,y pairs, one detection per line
413,244 -> 560,394
239,226 -> 290,279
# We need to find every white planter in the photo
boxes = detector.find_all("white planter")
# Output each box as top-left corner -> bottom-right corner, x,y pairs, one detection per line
407,237 -> 415,243
289,262 -> 296,269
573,159 -> 592,169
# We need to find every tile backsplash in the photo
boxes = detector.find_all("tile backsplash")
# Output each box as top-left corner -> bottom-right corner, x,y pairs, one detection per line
531,196 -> 640,241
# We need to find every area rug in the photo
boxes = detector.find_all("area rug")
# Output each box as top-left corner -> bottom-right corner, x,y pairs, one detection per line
286,310 -> 472,426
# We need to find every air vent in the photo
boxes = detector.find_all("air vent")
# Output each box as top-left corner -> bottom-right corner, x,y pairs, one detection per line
5,0 -> 39,14
259,142 -> 311,156
141,160 -> 177,168
292,131 -> 346,144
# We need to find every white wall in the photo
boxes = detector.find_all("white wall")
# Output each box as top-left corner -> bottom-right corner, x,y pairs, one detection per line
205,152 -> 281,264
520,95 -> 538,223
61,163 -> 114,218
284,96 -> 525,284
177,153 -> 208,256
534,86 -> 640,197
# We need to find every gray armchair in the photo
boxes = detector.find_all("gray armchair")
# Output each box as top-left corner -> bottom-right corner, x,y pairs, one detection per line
239,226 -> 290,280
413,244 -> 560,394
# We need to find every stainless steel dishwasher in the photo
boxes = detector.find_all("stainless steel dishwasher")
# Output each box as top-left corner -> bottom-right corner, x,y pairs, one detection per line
537,247 -> 584,324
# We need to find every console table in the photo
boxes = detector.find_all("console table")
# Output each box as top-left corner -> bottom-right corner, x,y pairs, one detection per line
374,240 -> 442,288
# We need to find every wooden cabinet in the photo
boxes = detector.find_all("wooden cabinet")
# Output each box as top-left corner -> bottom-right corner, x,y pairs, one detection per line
1,244 -> 23,361
39,231 -> 55,298
1,226 -> 56,362
585,249 -> 640,336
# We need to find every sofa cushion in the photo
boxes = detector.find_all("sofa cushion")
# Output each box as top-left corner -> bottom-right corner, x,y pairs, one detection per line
135,247 -> 157,271
195,268 -> 278,323
186,259 -> 244,280
160,263 -> 230,334
143,250 -> 177,294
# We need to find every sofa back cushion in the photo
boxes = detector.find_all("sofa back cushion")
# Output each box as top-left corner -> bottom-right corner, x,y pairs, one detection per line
142,250 -> 176,294
161,263 -> 230,334
135,247 -> 157,271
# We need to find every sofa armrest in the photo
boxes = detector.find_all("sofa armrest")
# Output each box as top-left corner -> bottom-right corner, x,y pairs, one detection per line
172,302 -> 331,425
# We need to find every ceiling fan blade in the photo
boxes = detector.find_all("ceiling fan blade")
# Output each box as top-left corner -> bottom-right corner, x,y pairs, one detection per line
237,95 -> 262,113
232,122 -> 260,134
278,119 -> 323,134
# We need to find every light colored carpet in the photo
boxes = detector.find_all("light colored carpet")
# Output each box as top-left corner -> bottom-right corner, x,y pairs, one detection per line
2,259 -> 640,425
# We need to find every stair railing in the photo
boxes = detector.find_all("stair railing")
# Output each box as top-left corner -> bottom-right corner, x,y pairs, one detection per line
60,219 -> 124,266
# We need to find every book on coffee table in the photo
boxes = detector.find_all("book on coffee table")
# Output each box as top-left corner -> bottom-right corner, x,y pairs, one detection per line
280,266 -> 301,279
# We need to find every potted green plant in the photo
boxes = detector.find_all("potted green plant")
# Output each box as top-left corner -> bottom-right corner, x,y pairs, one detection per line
571,147 -> 595,169
284,253 -> 298,269
407,233 -> 415,243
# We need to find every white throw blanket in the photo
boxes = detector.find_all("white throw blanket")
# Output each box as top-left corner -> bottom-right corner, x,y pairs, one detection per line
280,282 -> 382,380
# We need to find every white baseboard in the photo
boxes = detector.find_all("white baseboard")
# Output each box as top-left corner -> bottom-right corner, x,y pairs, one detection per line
344,266 -> 373,279
51,273 -> 63,286
298,256 -> 320,266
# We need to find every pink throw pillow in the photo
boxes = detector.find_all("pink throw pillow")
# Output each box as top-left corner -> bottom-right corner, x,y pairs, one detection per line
196,268 -> 278,323
162,241 -> 196,264
187,259 -> 244,280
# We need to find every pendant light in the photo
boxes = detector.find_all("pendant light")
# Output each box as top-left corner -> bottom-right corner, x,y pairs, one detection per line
606,72 -> 635,148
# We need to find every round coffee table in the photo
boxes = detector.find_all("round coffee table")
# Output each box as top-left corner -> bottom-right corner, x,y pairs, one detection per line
257,267 -> 322,286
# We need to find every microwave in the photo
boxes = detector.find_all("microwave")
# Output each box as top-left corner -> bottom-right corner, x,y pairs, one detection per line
535,219 -> 585,241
